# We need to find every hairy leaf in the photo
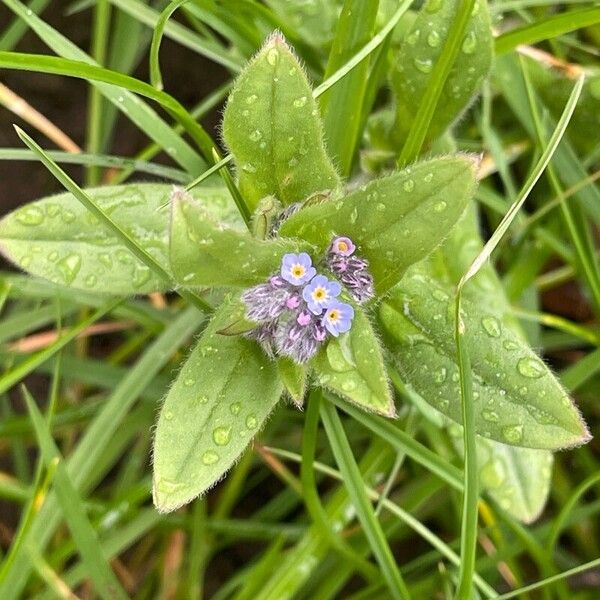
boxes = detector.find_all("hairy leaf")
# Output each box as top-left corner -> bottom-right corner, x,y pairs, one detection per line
390,0 -> 492,144
380,266 -> 590,450
279,156 -> 477,293
0,184 -> 239,295
278,358 -> 307,407
153,300 -> 283,512
222,33 -> 340,211
170,190 -> 310,287
313,305 -> 394,416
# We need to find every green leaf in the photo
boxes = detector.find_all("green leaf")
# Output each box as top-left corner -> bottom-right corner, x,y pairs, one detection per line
312,305 -> 393,416
449,425 -> 553,524
380,268 -> 590,450
153,300 -> 283,513
390,0 -> 493,146
277,358 -> 307,407
222,33 -> 340,211
279,156 -> 477,293
169,190 -> 310,287
0,184 -> 238,295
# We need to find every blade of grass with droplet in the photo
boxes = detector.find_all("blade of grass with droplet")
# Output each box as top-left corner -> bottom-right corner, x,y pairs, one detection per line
495,7 -> 600,55
2,0 -> 205,173
0,0 -> 50,51
22,387 -> 129,600
320,400 -> 411,600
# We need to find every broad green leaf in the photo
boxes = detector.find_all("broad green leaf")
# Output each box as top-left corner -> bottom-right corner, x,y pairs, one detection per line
0,184 -> 238,295
449,424 -> 553,524
169,190 -> 310,287
153,300 -> 283,512
313,305 -> 394,416
380,268 -> 590,450
278,358 -> 307,407
222,34 -> 340,211
415,208 -> 555,521
279,156 -> 477,293
390,0 -> 492,145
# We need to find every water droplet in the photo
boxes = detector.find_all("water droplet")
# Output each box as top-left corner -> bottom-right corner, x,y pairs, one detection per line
434,367 -> 447,384
434,201 -> 447,212
230,402 -> 241,415
406,29 -> 420,46
517,357 -> 545,379
403,179 -> 415,192
481,316 -> 501,338
414,58 -> 433,73
249,129 -> 262,142
16,206 -> 44,226
341,379 -> 357,392
432,289 -> 449,302
62,210 -> 75,223
242,163 -> 257,173
56,254 -> 81,284
198,395 -> 208,404
246,94 -> 258,104
184,378 -> 195,387
246,414 -> 258,429
424,172 -> 433,183
156,478 -> 186,494
202,450 -> 219,465
350,207 -> 358,224
84,274 -> 97,287
21,255 -> 32,267
503,340 -> 518,351
267,47 -> 279,65
462,31 -> 477,54
502,425 -> 523,444
376,203 -> 386,212
48,251 -> 58,262
164,411 -> 173,421
213,426 -> 232,446
427,31 -> 441,47
293,96 -> 307,108
482,409 -> 499,423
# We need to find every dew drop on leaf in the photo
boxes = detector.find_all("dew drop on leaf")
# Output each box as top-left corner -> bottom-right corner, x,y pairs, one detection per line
434,201 -> 447,212
414,58 -> 433,73
517,357 -> 545,379
427,31 -> 441,47
230,402 -> 241,415
56,254 -> 82,284
481,316 -> 501,338
426,0 -> 443,13
213,426 -> 232,446
16,206 -> 44,226
249,129 -> 262,142
462,31 -> 477,54
267,47 -> 279,66
482,409 -> 499,423
293,96 -> 307,108
183,378 -> 195,387
246,414 -> 258,429
246,94 -> 258,104
502,424 -> 523,444
202,450 -> 219,465
403,179 -> 415,192
164,411 -> 173,421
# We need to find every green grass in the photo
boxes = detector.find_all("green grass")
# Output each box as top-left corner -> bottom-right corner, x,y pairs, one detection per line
0,1 -> 599,599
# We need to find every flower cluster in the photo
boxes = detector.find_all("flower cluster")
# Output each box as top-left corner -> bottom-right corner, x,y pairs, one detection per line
242,236 -> 373,364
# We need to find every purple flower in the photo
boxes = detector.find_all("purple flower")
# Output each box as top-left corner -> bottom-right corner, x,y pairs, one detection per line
241,277 -> 292,321
274,312 -> 327,363
281,252 -> 316,286
327,254 -> 374,304
302,274 -> 341,315
330,236 -> 356,256
322,301 -> 354,337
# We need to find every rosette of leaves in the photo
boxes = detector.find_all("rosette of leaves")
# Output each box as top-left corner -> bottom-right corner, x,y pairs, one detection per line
0,34 -> 590,518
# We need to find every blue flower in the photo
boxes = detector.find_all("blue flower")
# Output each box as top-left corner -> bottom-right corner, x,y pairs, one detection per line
322,301 -> 354,337
281,252 -> 317,286
302,274 -> 341,315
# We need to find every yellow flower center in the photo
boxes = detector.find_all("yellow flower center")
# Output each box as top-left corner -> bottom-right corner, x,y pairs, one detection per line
312,288 -> 326,301
337,241 -> 348,252
327,310 -> 340,322
291,265 -> 305,278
